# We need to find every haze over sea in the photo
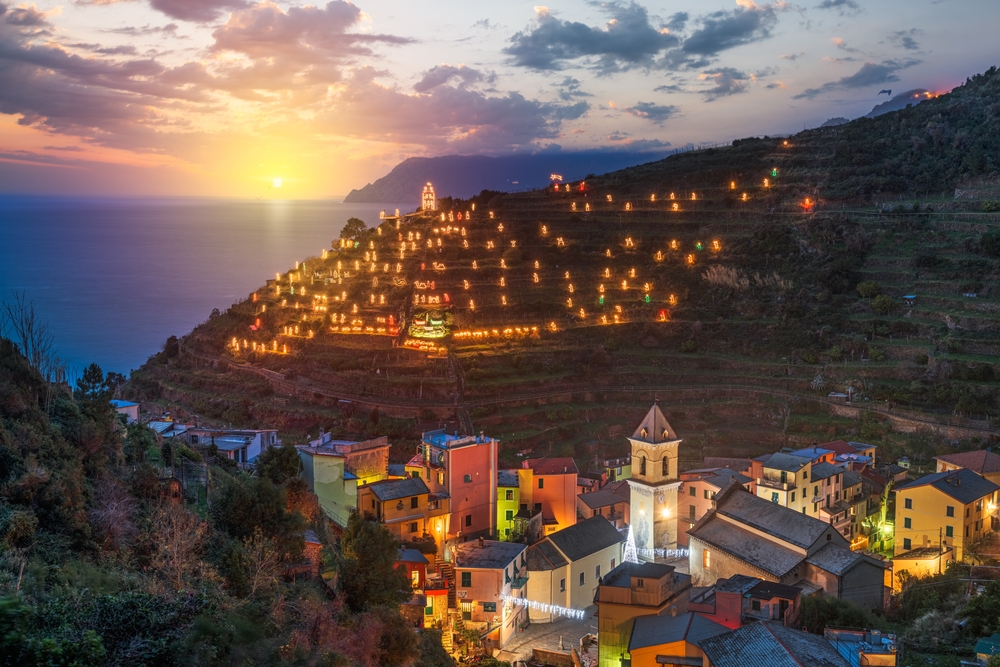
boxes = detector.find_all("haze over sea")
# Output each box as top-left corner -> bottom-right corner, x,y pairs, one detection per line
0,197 -> 404,376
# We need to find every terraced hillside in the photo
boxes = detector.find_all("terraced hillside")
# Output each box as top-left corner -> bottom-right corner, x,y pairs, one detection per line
127,67 -> 1000,467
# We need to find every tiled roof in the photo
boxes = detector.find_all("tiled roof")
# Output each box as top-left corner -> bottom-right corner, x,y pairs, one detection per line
805,543 -> 868,576
935,450 -> 1000,475
397,548 -> 429,564
842,470 -> 862,488
631,403 -> 678,444
896,468 -> 1000,504
788,446 -> 834,460
714,574 -> 760,594
688,519 -> 804,578
602,561 -> 675,588
526,541 -> 568,571
629,612 -> 730,651
606,480 -> 631,501
578,488 -> 627,510
523,457 -> 579,475
367,476 -> 429,502
715,486 -> 833,549
763,453 -> 811,473
387,464 -> 407,477
747,581 -> 801,600
547,515 -> 624,562
699,621 -> 851,667
454,540 -> 526,570
811,461 -> 845,481
498,469 -> 519,487
704,468 -> 751,488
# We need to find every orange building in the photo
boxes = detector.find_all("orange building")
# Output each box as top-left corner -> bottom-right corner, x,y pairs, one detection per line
519,457 -> 580,535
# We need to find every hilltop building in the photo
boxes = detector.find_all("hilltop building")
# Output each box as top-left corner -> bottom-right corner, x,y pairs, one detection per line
595,561 -> 692,667
518,457 -> 580,535
452,538 -> 527,648
185,427 -> 280,464
111,399 -> 139,424
525,515 -> 624,622
297,434 -> 390,528
935,449 -> 1000,487
357,476 -> 450,543
627,404 -> 682,555
893,467 -> 999,564
687,484 -> 886,611
421,182 -> 436,211
406,429 -> 499,554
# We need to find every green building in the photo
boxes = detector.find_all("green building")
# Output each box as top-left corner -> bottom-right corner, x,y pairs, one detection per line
497,469 -> 520,540
603,456 -> 632,484
298,446 -> 359,529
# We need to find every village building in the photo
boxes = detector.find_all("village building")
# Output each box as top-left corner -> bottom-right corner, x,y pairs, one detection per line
577,484 -> 631,531
934,449 -> 1000,487
110,399 -> 139,424
396,548 -> 430,627
357,476 -> 449,544
602,456 -> 632,484
678,468 -> 752,547
689,574 -> 802,629
823,628 -> 899,666
627,612 -> 730,667
893,467 -> 1000,563
525,515 -> 624,622
497,470 -> 520,540
595,561 -> 692,667
406,429 -> 499,553
185,427 -> 280,464
699,621 -> 851,667
297,434 -> 391,528
687,483 -> 886,612
518,457 -> 580,535
627,404 -> 683,555
452,538 -> 528,649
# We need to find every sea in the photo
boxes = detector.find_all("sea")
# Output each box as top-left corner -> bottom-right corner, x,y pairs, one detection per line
0,197 -> 408,376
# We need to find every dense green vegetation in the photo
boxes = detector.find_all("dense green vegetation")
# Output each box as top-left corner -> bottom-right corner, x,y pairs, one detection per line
0,338 -> 450,667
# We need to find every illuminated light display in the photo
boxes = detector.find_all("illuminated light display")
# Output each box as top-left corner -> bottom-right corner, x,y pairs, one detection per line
501,295 -> 508,305
541,226 -> 548,236
601,316 -> 608,324
621,280 -> 628,290
585,203 -> 591,212
606,249 -> 612,257
659,309 -> 669,321
534,260 -> 540,269
510,240 -> 517,248
695,242 -> 704,251
463,240 -> 469,248
599,296 -> 604,305
656,251 -> 664,261
669,294 -> 678,305
670,192 -> 675,200
686,254 -> 695,265
461,227 -> 466,236
454,326 -> 539,339
629,268 -> 636,278
730,181 -> 736,190
568,284 -> 574,293
763,178 -> 770,188
533,273 -> 539,283
567,298 -> 573,307
712,239 -> 721,251
579,308 -> 586,318
490,211 -> 495,219
772,168 -> 778,177
742,192 -> 748,202
690,192 -> 697,200
643,282 -> 651,293
670,239 -> 679,250
598,284 -> 605,293
498,223 -> 504,232
472,261 -> 479,269
557,237 -> 565,246
650,194 -> 656,202
469,299 -> 475,309
625,202 -> 632,211
604,268 -> 610,278
672,203 -> 680,212
606,194 -> 613,202
500,277 -> 506,287
463,280 -> 470,290
802,198 -> 814,210
571,202 -> 577,211
625,237 -> 634,248
548,322 -> 557,332
500,259 -> 507,269
564,184 -> 570,192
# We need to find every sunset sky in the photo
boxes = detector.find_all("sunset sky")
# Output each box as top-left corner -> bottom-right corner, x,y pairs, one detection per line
0,0 -> 996,198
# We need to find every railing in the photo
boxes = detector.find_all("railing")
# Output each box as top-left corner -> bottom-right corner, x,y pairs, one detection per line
758,477 -> 795,491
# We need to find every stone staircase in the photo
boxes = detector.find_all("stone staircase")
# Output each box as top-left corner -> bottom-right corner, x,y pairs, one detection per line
438,562 -> 457,609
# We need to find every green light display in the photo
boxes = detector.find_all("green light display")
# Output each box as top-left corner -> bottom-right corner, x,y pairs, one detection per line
695,242 -> 703,251
599,296 -> 604,305
645,295 -> 650,303
771,168 -> 778,177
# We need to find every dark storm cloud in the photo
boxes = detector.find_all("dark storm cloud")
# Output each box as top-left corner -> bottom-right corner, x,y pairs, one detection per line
623,101 -> 678,124
679,5 -> 778,58
504,2 -> 679,72
700,67 -> 750,101
506,2 -> 782,73
413,65 -> 487,92
793,59 -> 919,99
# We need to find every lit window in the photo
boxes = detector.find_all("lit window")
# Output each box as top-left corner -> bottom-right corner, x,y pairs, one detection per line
703,550 -> 711,568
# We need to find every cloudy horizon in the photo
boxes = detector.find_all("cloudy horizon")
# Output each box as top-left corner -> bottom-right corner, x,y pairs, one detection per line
0,0 -> 995,198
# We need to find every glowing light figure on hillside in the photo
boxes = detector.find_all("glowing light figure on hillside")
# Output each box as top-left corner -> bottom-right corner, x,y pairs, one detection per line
695,242 -> 703,251
629,268 -> 636,278
565,184 -> 570,192
643,283 -> 651,293
534,260 -> 540,269
469,299 -> 475,310
557,237 -> 565,246
604,268 -> 610,278
730,181 -> 736,190
370,294 -> 375,304
601,316 -> 608,324
772,168 -> 778,177
396,263 -> 402,273
500,277 -> 506,287
571,202 -> 577,211
463,240 -> 469,248
599,284 -> 605,294
490,211 -> 495,219
669,294 -> 678,306
763,178 -> 770,188
461,227 -> 466,236
498,223 -> 504,232
352,304 -> 358,314
567,298 -> 573,307
585,203 -> 590,212
568,284 -> 574,293
355,261 -> 360,270
672,203 -> 680,212
533,273 -> 539,283
463,280 -> 470,290
712,239 -> 721,251
656,251 -> 664,261
742,192 -> 748,202
802,198 -> 814,210
427,239 -> 433,248
650,194 -> 656,202
670,192 -> 675,200
579,308 -> 586,318
410,242 -> 416,251
625,202 -> 632,211
541,226 -> 548,236
606,249 -> 612,258
607,194 -> 613,202
686,254 -> 695,266
510,240 -> 517,248
564,271 -> 570,279
487,241 -> 495,249
473,261 -> 479,269
625,237 -> 634,248
436,238 -> 442,247
691,192 -> 697,200
621,280 -> 628,290
501,259 -> 507,269
502,295 -> 508,305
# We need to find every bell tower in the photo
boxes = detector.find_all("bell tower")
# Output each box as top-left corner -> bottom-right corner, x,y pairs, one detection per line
626,403 -> 682,558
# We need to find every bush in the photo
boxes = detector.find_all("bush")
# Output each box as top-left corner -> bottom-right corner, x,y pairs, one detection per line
872,294 -> 896,315
856,280 -> 881,299
680,340 -> 697,353
869,347 -> 886,362
982,200 -> 999,212
799,595 -> 875,634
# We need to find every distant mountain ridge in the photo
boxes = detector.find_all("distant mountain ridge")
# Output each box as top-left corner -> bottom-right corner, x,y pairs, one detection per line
343,150 -> 670,203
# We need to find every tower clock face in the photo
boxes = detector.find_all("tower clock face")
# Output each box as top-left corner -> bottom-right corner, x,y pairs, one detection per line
657,493 -> 665,504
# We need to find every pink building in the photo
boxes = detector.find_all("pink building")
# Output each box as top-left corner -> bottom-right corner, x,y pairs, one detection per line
406,429 -> 498,554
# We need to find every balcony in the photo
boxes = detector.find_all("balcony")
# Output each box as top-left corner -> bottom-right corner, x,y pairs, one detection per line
510,576 -> 529,590
758,477 -> 795,491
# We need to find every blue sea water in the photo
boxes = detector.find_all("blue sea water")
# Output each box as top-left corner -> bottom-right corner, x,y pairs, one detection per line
0,197 -> 406,375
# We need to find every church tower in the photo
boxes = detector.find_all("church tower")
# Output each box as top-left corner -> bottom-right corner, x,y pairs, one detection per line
626,404 -> 682,558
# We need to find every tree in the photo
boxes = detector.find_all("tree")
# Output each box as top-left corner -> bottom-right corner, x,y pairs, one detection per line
75,363 -> 113,404
338,513 -> 412,613
149,503 -> 208,591
124,423 -> 156,464
856,280 -> 881,299
415,629 -> 455,667
211,476 -> 305,560
255,444 -> 302,485
0,291 -> 57,378
799,595 -> 874,634
872,294 -> 896,315
340,217 -> 367,239
962,579 -> 1000,636
243,527 -> 284,597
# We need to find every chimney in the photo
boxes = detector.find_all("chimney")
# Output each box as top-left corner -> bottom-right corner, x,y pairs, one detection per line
478,536 -> 484,548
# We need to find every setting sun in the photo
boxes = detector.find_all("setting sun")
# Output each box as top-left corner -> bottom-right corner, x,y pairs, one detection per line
273,178 -> 283,188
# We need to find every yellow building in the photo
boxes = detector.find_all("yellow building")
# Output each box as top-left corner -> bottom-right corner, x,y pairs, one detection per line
497,470 -> 520,540
297,447 -> 358,529
525,515 -> 624,622
595,561 -> 692,667
357,476 -> 449,543
894,467 -> 1000,563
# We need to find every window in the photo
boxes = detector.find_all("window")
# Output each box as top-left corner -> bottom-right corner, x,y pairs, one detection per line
946,525 -> 954,537
596,565 -> 601,578
534,503 -> 542,512
483,602 -> 496,613
813,486 -> 818,497
803,470 -> 808,480
505,528 -> 510,537
904,518 -> 911,529
771,492 -> 779,503
662,457 -> 668,476
438,472 -> 444,486
611,558 -> 616,570
616,467 -> 622,475
836,475 -> 840,484
635,578 -> 644,588
704,490 -> 710,499
579,572 -> 585,586
967,507 -> 971,517
411,497 -> 419,509
751,599 -> 761,611
826,533 -> 831,542
946,506 -> 954,517
412,471 -> 420,479
689,505 -> 696,519
461,572 -> 471,587
505,510 -> 513,521
826,477 -> 831,487
538,478 -> 544,489
904,498 -> 912,510
465,514 -> 472,527
425,598 -> 433,616
791,491 -> 796,502
461,601 -> 472,621
560,578 -> 566,592
690,487 -> 696,497
409,522 -> 418,533
371,499 -> 376,509
903,538 -> 911,550
519,503 -> 527,511
703,550 -> 711,568
506,490 -> 514,501
464,474 -> 472,483
593,509 -> 599,517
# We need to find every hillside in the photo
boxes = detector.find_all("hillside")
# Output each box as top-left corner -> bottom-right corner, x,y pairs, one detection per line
128,66 -> 1000,469
343,150 -> 670,203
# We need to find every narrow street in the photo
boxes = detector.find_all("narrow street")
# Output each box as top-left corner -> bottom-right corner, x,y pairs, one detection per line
494,607 -> 598,664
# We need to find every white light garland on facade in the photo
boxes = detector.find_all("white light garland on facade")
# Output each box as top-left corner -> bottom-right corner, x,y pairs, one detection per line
499,594 -> 586,620
636,547 -> 690,559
